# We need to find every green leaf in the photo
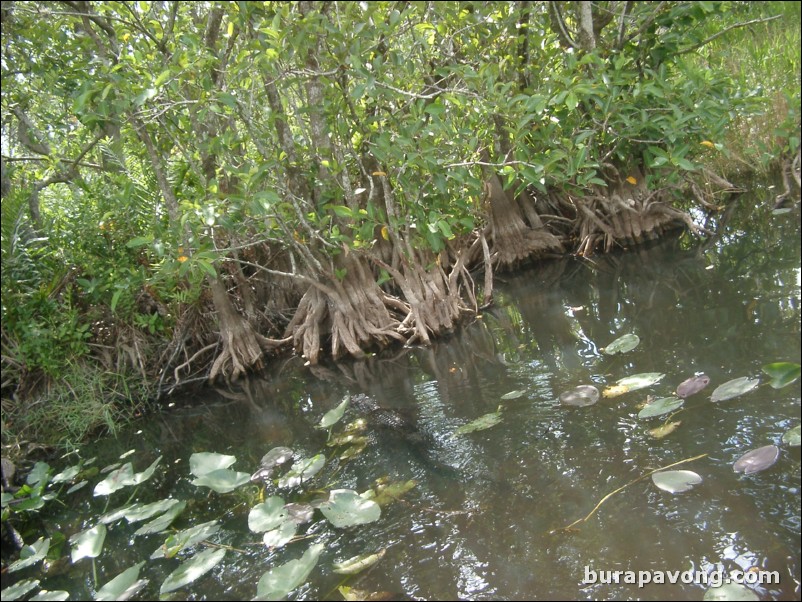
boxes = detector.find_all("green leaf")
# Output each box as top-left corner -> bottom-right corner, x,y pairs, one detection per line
2,580 -> 40,601
602,333 -> 640,354
278,455 -> 325,489
151,520 -> 221,560
189,452 -> 237,477
782,425 -> 801,447
262,521 -> 297,549
638,397 -> 684,419
8,537 -> 50,572
319,489 -> 381,528
30,591 -> 69,601
651,470 -> 702,493
126,236 -> 154,249
27,462 -> 51,488
191,469 -> 250,494
333,549 -> 386,575
710,377 -> 759,402
70,524 -> 107,562
160,548 -> 226,594
500,390 -> 526,400
248,497 -> 290,533
256,543 -> 324,601
95,562 -> 148,601
761,362 -> 801,389
318,396 -> 350,429
123,498 -> 181,523
451,409 -> 503,437
133,501 -> 187,536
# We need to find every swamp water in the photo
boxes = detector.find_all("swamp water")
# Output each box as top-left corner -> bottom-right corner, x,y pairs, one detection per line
4,195 -> 800,601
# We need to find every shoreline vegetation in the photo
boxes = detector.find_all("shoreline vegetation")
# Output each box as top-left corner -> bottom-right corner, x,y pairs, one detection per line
1,2 -> 800,453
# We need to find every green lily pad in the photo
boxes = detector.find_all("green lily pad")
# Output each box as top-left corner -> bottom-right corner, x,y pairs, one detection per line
602,333 -> 640,354
278,454 -> 325,489
651,470 -> 702,493
733,445 -> 779,474
192,469 -> 250,494
123,498 -> 182,523
284,503 -> 315,525
710,377 -> 759,402
151,520 -> 221,560
559,385 -> 599,407
320,489 -> 381,528
333,549 -> 387,575
249,497 -> 290,533
318,396 -> 350,429
51,464 -> 82,484
189,452 -> 236,477
134,501 -> 187,536
8,537 -> 50,572
638,397 -> 684,419
2,579 -> 40,601
703,583 -> 759,601
256,543 -> 324,601
372,479 -> 417,506
262,520 -> 297,549
93,456 -> 161,496
452,409 -> 503,436
95,562 -> 148,601
761,362 -> 801,389
30,591 -> 69,601
160,548 -> 226,594
500,389 -> 526,400
70,523 -> 107,562
782,425 -> 801,447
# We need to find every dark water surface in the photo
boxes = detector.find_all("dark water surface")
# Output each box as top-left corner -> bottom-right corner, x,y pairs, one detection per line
11,195 -> 801,600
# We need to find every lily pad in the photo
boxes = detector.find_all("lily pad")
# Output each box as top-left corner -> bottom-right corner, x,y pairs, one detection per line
710,377 -> 759,402
123,498 -> 182,523
703,583 -> 759,601
559,385 -> 599,407
651,470 -> 703,493
70,523 -> 107,562
134,501 -> 187,536
452,409 -> 503,436
318,395 -> 350,429
333,549 -> 387,575
278,454 -> 325,489
262,520 -> 297,549
151,520 -> 221,560
160,548 -> 226,594
96,562 -> 148,601
189,452 -> 236,477
500,389 -> 526,400
284,503 -> 315,525
192,469 -> 250,494
249,497 -> 290,533
733,445 -> 779,474
782,425 -> 801,447
30,591 -> 69,601
256,543 -> 324,601
319,489 -> 381,528
2,580 -> 40,601
372,479 -> 417,506
676,374 -> 710,398
761,362 -> 801,389
603,373 -> 665,397
93,456 -> 161,497
638,397 -> 684,419
8,537 -> 50,572
602,333 -> 640,355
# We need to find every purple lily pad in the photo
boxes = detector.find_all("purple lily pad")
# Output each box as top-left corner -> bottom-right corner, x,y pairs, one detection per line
733,445 -> 780,475
559,385 -> 600,407
676,374 -> 710,399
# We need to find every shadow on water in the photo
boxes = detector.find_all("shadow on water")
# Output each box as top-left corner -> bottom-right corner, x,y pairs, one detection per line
7,196 -> 800,600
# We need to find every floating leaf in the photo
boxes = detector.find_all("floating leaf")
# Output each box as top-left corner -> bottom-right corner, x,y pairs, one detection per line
8,537 -> 50,572
638,397 -> 684,419
134,501 -> 186,536
123,498 -> 182,523
192,469 -> 250,494
651,470 -> 703,493
733,445 -> 779,475
676,374 -> 710,398
710,377 -> 759,402
559,385 -> 599,407
318,396 -> 350,429
372,479 -> 417,506
602,333 -> 640,354
603,373 -> 664,397
189,452 -> 236,477
761,362 -> 801,389
70,524 -> 107,562
703,583 -> 759,601
256,543 -> 324,601
649,421 -> 682,439
2,579 -> 40,601
262,521 -> 297,549
320,489 -> 381,528
30,591 -> 69,601
93,463 -> 135,496
151,520 -> 220,560
782,425 -> 801,447
278,455 -> 325,489
52,464 -> 81,484
160,548 -> 226,594
500,390 -> 526,400
95,562 -> 148,601
27,462 -> 50,488
249,497 -> 290,533
333,549 -> 386,575
451,409 -> 503,436
284,503 -> 315,525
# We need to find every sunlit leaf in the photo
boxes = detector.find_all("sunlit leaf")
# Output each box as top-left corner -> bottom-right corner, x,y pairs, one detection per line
124,498 -> 181,523
710,377 -> 759,402
676,374 -> 710,398
761,362 -> 801,389
26,462 -> 50,488
333,549 -> 386,574
192,469 -> 250,493
703,583 -> 759,601
249,497 -> 290,533
131,456 -> 162,485
2,579 -> 40,601
30,591 -> 70,601
318,396 -> 350,429
189,452 -> 237,477
451,409 -> 503,436
559,385 -> 599,407
95,562 -> 148,601
649,421 -> 682,439
320,489 -> 381,528
603,373 -> 664,397
94,463 -> 135,496
256,543 -> 324,601
284,503 -> 315,525
151,520 -> 221,560
372,479 -> 417,506
651,470 -> 702,493
67,480 -> 89,495
160,548 -> 226,594
8,537 -> 50,572
602,333 -> 640,354
134,501 -> 186,536
262,521 -> 297,549
52,464 -> 81,484
278,455 -> 325,489
638,397 -> 684,419
500,389 -> 526,400
733,445 -> 779,475
782,425 -> 801,447
70,524 -> 107,562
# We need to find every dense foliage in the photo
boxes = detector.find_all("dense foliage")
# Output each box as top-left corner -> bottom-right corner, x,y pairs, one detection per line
1,1 -> 799,448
